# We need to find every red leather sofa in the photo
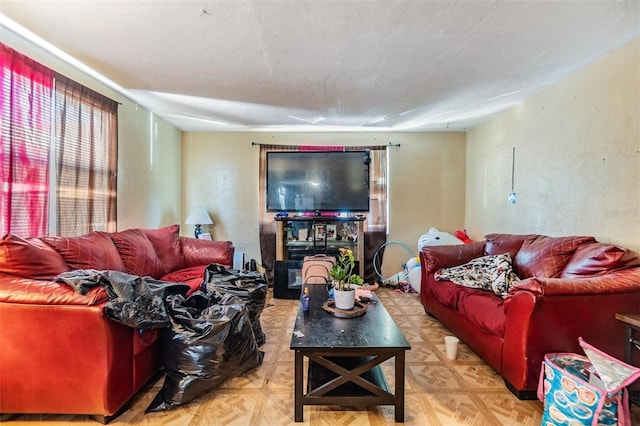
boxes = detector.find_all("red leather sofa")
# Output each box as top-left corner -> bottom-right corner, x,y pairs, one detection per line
419,233 -> 640,398
0,225 -> 234,421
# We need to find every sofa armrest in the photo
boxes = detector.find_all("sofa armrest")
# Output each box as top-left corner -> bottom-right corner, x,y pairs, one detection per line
0,272 -> 107,306
179,237 -> 235,268
501,288 -> 538,390
501,268 -> 640,391
420,241 -> 486,274
509,268 -> 640,297
0,300 -> 134,415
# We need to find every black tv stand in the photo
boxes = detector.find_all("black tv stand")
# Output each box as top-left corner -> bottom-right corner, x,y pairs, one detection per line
273,215 -> 365,299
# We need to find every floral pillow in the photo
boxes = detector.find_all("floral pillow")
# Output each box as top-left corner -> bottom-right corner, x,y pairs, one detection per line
434,253 -> 520,298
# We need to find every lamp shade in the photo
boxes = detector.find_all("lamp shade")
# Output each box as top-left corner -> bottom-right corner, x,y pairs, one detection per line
185,206 -> 213,225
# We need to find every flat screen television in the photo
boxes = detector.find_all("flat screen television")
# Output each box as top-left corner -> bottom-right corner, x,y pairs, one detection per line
266,151 -> 370,212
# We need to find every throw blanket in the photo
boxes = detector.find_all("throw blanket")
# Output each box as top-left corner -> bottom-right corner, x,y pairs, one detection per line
56,270 -> 190,329
434,253 -> 520,298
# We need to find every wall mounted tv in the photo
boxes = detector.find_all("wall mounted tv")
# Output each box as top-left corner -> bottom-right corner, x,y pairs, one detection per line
266,150 -> 370,212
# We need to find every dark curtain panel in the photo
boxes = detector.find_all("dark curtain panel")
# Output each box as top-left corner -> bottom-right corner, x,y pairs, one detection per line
364,230 -> 387,285
54,74 -> 118,235
259,222 -> 276,285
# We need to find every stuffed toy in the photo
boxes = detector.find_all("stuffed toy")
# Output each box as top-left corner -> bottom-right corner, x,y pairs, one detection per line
417,227 -> 463,252
383,256 -> 421,293
405,256 -> 421,293
405,256 -> 420,271
455,229 -> 473,244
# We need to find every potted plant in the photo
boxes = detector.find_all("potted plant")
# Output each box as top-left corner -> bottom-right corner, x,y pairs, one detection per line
329,247 -> 363,309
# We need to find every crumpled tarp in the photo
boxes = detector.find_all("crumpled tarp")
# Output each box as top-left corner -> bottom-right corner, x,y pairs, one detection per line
145,290 -> 264,412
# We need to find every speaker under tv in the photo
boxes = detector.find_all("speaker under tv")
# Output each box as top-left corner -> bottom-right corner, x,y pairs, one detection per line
274,260 -> 304,299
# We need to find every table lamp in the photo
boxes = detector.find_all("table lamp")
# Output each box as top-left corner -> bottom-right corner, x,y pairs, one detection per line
185,206 -> 213,238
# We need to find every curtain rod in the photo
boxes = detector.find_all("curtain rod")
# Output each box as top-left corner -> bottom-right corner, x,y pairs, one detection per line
251,142 -> 400,148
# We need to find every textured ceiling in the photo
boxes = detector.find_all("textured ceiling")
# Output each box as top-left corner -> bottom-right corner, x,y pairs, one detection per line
1,1 -> 638,132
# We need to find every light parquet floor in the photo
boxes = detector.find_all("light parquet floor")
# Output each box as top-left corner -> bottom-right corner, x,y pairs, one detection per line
5,287 -> 640,425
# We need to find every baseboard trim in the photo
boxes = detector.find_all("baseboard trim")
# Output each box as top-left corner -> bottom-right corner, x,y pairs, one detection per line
504,380 -> 538,400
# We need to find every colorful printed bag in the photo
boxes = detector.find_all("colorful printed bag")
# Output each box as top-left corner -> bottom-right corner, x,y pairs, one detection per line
538,338 -> 640,426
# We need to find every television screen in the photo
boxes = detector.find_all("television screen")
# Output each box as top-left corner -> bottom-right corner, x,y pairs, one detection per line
266,151 -> 370,212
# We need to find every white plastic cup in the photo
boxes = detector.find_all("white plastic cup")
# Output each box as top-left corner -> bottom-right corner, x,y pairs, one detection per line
444,336 -> 459,360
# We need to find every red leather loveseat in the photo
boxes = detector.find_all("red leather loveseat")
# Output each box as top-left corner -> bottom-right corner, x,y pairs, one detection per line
0,224 -> 233,421
420,233 -> 640,398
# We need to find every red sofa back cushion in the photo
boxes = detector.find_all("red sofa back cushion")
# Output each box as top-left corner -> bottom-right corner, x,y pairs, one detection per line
108,229 -> 165,279
140,224 -> 187,274
180,237 -> 234,268
560,243 -> 640,278
514,235 -> 595,278
0,234 -> 70,280
42,232 -> 125,271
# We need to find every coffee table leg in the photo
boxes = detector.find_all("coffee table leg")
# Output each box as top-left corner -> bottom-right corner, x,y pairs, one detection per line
625,324 -> 633,363
395,350 -> 406,422
294,350 -> 304,422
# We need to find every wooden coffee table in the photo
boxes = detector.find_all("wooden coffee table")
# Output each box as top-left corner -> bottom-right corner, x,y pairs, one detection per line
289,292 -> 411,422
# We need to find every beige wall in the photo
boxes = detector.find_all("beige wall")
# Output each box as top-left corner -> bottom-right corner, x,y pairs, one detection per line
117,107 -> 183,230
182,132 -> 466,276
2,27 -> 184,231
466,38 -> 640,250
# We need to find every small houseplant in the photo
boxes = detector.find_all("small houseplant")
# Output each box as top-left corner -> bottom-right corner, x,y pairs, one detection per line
329,247 -> 363,309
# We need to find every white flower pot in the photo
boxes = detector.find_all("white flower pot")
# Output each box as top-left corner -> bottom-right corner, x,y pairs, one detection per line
334,288 -> 356,310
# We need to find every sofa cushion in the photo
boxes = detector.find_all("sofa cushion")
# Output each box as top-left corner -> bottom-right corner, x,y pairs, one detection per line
0,234 -> 70,280
457,290 -> 506,337
180,237 -> 234,268
514,235 -> 596,279
560,243 -> 640,279
108,229 -> 165,279
161,264 -> 207,293
42,232 -> 125,271
484,233 -> 535,259
140,224 -> 187,274
425,275 -> 461,309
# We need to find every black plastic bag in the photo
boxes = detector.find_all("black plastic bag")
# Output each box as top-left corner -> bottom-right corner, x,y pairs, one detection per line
57,269 -> 190,329
104,276 -> 190,329
145,291 -> 264,413
203,264 -> 268,346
